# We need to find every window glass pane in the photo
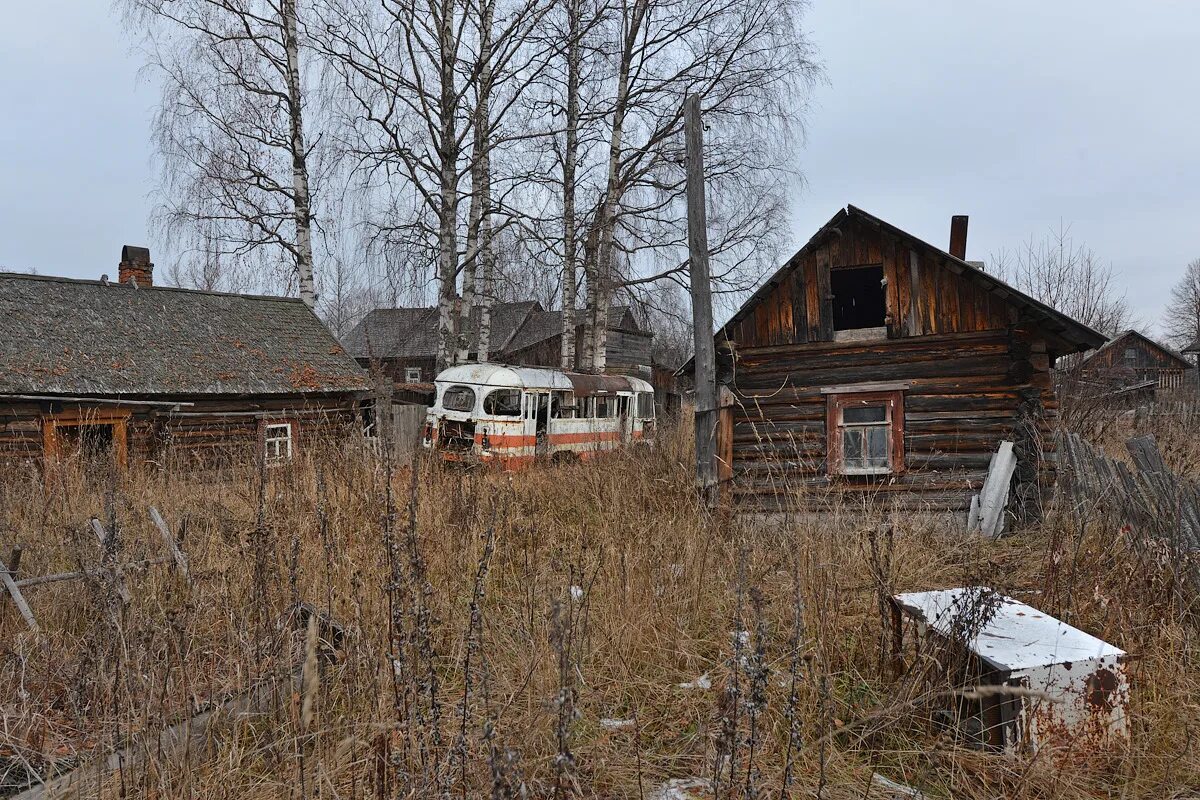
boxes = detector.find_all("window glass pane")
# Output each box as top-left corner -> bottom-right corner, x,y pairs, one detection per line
637,392 -> 655,418
865,426 -> 889,467
442,385 -> 476,412
843,405 -> 886,424
842,428 -> 864,469
483,389 -> 522,416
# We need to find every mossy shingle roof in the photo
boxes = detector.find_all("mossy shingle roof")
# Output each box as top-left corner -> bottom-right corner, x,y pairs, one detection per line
0,273 -> 369,397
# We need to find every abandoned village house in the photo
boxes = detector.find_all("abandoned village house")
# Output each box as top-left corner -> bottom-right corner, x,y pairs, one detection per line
0,247 -> 370,472
343,301 -> 653,388
704,205 -> 1107,515
1076,329 -> 1195,400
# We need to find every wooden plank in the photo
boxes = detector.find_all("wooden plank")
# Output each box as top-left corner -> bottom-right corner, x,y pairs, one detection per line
0,555 -> 39,633
907,250 -> 922,336
149,507 -> 191,581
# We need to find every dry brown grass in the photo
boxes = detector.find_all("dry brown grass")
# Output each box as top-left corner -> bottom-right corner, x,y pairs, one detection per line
1,418 -> 1198,798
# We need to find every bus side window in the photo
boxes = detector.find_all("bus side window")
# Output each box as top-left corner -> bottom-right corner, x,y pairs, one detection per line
617,396 -> 629,417
552,391 -> 574,418
595,395 -> 609,418
637,392 -> 654,418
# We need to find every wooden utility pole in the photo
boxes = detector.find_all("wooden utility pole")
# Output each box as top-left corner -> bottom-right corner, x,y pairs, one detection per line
685,94 -> 718,492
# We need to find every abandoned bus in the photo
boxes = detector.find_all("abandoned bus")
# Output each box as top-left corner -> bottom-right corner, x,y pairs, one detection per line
423,363 -> 655,467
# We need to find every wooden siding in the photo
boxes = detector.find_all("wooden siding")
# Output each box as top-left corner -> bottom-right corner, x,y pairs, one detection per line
722,214 -> 1013,351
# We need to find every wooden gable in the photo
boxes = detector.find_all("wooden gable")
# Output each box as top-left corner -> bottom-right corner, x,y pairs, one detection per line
716,207 -> 1104,362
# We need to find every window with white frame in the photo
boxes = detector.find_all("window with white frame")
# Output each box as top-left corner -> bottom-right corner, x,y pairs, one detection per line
405,366 -> 422,383
264,422 -> 293,463
826,391 -> 904,475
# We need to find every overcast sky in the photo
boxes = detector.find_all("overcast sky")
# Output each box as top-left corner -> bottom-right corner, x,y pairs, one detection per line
2,1 -> 1198,332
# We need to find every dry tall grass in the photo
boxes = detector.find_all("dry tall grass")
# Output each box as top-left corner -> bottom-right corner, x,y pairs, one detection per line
1,417 -> 1198,798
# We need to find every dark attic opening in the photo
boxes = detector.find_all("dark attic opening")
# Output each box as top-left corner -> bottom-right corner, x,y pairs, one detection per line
831,265 -> 886,332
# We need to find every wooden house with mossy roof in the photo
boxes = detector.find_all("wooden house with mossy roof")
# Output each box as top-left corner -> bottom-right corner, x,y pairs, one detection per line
0,247 -> 371,473
692,206 -> 1106,518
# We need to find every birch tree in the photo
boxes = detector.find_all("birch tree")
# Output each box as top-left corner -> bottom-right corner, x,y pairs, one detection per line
127,0 -> 320,306
565,0 -> 819,372
318,0 -> 552,369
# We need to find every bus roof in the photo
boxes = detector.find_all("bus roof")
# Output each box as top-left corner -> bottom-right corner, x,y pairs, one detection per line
435,363 -> 652,395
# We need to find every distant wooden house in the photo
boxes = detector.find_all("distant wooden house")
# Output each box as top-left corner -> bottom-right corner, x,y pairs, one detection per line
1077,330 -> 1193,397
696,206 -> 1105,516
343,301 -> 543,389
0,247 -> 370,472
343,302 -> 653,391
502,306 -> 652,378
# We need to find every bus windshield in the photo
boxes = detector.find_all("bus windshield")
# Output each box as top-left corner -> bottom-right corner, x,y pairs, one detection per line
441,385 -> 476,412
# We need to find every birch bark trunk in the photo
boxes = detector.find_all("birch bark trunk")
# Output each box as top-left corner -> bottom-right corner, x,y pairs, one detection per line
435,0 -> 461,371
474,0 -> 495,362
283,0 -> 316,309
559,0 -> 581,371
588,0 -> 644,373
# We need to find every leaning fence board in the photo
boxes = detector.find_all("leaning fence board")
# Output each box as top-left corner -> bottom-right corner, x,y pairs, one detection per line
148,506 -> 190,580
0,555 -> 39,633
973,441 -> 1015,538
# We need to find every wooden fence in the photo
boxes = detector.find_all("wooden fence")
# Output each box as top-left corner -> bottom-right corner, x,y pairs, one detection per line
391,402 -> 427,460
1057,432 -> 1200,603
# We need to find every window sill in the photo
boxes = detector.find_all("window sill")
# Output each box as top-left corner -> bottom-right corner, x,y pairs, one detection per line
833,327 -> 888,343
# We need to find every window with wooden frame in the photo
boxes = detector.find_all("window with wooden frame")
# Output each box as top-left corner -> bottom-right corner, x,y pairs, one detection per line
42,408 -> 130,468
263,421 -> 295,464
825,390 -> 904,476
405,366 -> 422,383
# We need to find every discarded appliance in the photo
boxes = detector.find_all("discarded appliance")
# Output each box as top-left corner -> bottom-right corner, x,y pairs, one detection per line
891,587 -> 1128,754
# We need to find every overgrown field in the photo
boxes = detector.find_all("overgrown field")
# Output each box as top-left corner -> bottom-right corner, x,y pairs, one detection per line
1,418 -> 1198,798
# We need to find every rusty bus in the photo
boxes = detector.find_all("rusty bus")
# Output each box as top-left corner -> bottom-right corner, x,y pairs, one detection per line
422,363 -> 655,467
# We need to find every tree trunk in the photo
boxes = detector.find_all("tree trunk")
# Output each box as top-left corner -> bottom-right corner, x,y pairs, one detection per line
474,0 -> 495,362
580,230 -> 599,372
283,0 -> 316,309
559,0 -> 581,371
435,0 -> 460,371
458,190 -> 480,363
587,0 -> 644,374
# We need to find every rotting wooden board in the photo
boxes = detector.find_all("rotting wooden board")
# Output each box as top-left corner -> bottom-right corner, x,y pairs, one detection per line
0,555 -> 39,633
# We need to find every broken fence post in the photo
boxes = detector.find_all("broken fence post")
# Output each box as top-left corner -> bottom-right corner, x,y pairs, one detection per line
89,517 -> 133,607
0,554 -> 40,633
149,506 -> 191,582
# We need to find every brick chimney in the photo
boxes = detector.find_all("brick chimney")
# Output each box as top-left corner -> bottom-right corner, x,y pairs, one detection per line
118,245 -> 153,287
948,215 -> 968,260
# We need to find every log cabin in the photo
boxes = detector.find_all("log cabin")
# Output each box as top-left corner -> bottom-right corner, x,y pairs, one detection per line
703,206 -> 1107,517
1077,330 -> 1193,397
0,247 -> 371,474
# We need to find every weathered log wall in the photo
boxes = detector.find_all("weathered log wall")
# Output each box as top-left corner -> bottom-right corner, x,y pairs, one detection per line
0,394 -> 363,473
728,329 -> 1055,512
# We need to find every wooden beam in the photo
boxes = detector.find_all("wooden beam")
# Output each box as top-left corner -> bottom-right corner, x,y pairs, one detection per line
685,94 -> 718,493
